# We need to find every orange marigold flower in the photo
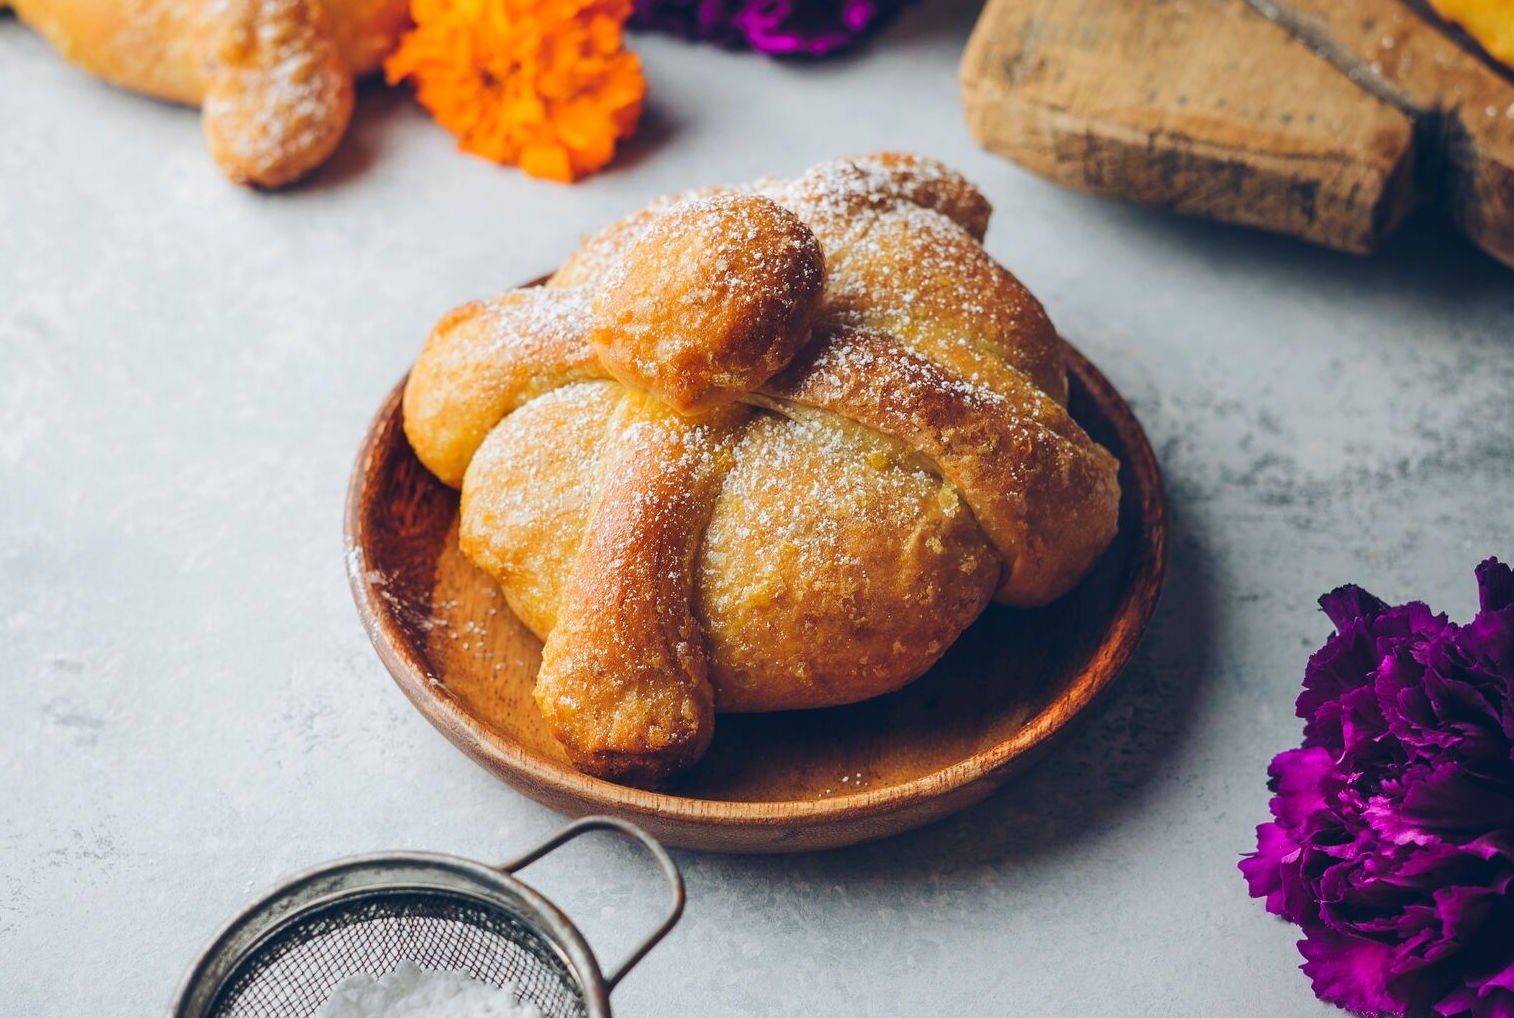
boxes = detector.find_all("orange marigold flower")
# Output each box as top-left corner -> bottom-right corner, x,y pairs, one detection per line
386,0 -> 646,182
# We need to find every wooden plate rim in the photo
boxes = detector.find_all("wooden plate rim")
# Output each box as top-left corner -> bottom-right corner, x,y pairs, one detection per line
345,335 -> 1166,832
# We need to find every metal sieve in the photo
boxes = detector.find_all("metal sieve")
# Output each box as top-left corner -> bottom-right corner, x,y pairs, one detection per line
170,816 -> 684,1018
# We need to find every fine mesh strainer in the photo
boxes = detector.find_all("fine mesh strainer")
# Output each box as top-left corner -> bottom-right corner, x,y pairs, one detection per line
171,816 -> 684,1018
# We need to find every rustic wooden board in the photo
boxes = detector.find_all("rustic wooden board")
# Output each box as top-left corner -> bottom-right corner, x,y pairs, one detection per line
960,0 -> 1514,267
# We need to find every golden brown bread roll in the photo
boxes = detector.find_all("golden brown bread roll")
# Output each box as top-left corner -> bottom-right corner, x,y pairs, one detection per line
9,0 -> 409,186
591,195 -> 825,414
406,153 -> 1121,784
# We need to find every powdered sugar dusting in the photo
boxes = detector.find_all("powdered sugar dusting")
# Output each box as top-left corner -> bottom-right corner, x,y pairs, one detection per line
593,192 -> 823,409
314,961 -> 543,1018
415,153 -> 1117,729
706,407 -> 950,575
200,0 -> 351,184
478,285 -> 594,359
799,329 -> 1009,413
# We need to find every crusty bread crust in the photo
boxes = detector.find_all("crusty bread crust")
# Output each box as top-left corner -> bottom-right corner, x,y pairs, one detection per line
10,0 -> 408,185
592,194 -> 825,414
406,153 -> 1122,783
762,327 -> 1118,605
404,289 -> 600,488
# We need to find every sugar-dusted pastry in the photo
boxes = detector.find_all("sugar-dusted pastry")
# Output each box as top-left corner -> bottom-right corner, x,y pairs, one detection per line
6,0 -> 409,186
402,153 -> 1122,785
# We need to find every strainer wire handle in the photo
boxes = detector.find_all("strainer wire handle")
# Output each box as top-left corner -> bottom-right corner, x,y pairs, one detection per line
498,816 -> 685,992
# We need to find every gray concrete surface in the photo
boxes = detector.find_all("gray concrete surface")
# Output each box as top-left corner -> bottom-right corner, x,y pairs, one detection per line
3,1 -> 1512,1014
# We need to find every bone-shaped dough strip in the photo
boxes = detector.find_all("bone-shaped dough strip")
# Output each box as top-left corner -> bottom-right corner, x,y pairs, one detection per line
762,327 -> 1119,606
533,395 -> 746,786
200,0 -> 353,187
403,287 -> 600,487
807,206 -> 1068,407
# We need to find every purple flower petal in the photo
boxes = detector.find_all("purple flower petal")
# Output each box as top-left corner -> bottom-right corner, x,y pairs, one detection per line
1244,560 -> 1514,1017
1321,584 -> 1391,630
1402,763 -> 1514,835
1269,747 -> 1334,826
1299,926 -> 1402,1015
1242,822 -> 1302,919
631,0 -> 912,55
1477,560 -> 1514,616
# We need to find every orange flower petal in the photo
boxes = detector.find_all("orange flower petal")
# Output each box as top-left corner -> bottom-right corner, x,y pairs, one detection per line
386,0 -> 644,181
520,141 -> 574,181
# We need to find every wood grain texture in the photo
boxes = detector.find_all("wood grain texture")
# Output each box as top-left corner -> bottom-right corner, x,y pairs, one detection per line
1251,0 -> 1514,265
960,0 -> 1514,267
345,323 -> 1167,854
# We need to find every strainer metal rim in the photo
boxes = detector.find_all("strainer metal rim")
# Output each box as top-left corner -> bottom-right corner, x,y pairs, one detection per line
169,817 -> 684,1018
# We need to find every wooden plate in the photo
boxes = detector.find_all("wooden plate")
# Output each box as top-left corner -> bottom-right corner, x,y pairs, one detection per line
345,336 -> 1166,853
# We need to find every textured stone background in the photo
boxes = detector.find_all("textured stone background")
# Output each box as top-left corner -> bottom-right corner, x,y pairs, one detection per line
2,1 -> 1511,1014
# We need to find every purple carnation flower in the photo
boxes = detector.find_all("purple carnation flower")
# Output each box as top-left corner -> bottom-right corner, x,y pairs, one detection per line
629,0 -> 910,56
1241,559 -> 1514,1018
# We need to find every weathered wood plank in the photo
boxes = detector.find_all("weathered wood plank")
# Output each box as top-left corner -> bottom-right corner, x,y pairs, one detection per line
960,0 -> 1514,266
